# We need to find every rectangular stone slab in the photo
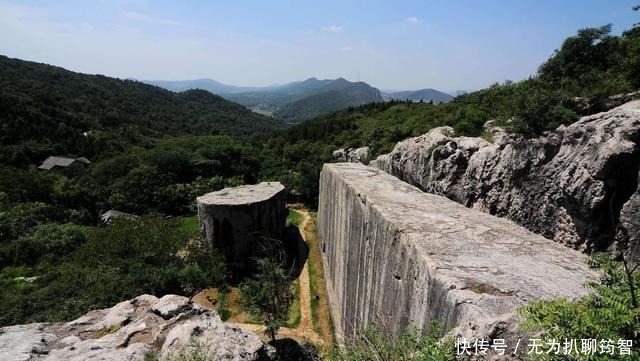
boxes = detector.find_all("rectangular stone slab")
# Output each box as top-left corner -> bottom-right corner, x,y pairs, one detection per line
318,163 -> 597,344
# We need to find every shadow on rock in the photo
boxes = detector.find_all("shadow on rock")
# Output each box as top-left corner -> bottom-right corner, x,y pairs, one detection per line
283,225 -> 309,279
259,338 -> 321,361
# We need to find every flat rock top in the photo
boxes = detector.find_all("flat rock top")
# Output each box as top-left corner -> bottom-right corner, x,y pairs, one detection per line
197,182 -> 284,206
324,163 -> 597,302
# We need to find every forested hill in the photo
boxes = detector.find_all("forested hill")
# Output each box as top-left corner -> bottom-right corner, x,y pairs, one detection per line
272,81 -> 383,123
0,55 -> 284,167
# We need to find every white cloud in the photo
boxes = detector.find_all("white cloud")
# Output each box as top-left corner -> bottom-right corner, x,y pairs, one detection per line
322,25 -> 342,32
120,10 -> 181,26
404,17 -> 419,24
341,46 -> 352,52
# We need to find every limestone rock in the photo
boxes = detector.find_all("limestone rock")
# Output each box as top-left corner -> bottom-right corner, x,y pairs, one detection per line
152,294 -> 191,319
197,182 -> 286,277
318,163 -> 597,357
332,147 -> 370,164
372,100 -> 640,252
0,295 -> 263,361
161,313 -> 262,359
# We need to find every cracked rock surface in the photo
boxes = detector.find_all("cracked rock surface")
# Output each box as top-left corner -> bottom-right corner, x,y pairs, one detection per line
0,295 -> 263,361
318,163 -> 597,355
371,100 -> 640,253
332,147 -> 370,163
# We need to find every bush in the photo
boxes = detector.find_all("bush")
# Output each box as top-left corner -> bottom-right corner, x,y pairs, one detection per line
519,255 -> 640,360
328,322 -> 455,361
12,223 -> 86,266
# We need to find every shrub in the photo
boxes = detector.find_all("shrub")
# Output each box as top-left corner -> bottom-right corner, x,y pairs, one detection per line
328,322 -> 455,361
519,255 -> 640,360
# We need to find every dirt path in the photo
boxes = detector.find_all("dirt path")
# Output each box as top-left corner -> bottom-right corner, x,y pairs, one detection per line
232,208 -> 324,345
296,209 -> 313,331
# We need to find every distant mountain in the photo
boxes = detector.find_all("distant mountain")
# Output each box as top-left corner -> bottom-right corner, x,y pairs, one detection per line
273,81 -> 383,123
144,79 -> 264,94
149,77 -> 384,123
383,88 -> 453,103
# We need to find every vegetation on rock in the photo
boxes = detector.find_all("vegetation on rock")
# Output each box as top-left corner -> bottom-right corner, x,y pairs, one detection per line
520,254 -> 640,360
328,322 -> 455,361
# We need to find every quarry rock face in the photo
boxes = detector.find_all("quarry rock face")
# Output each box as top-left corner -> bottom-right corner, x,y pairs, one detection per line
372,100 -> 640,253
197,182 -> 286,276
0,295 -> 263,361
318,163 -> 596,353
332,146 -> 370,164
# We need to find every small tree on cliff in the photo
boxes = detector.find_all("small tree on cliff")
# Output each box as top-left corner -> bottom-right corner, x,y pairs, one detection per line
240,250 -> 294,343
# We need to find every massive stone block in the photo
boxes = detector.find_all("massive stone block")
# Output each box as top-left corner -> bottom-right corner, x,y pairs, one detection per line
197,182 -> 285,276
371,100 -> 640,253
318,163 -> 596,346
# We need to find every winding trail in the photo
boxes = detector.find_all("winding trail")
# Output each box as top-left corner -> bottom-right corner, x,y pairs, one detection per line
230,207 -> 324,345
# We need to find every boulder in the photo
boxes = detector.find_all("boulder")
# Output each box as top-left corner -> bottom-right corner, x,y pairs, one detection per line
0,295 -> 263,361
332,147 -> 370,164
152,294 -> 191,319
318,163 -> 597,358
372,100 -> 640,253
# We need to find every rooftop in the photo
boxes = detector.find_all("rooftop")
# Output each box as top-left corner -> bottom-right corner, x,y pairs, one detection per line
38,156 -> 91,170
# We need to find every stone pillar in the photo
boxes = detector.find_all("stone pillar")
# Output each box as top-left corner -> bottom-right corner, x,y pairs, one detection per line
197,182 -> 285,278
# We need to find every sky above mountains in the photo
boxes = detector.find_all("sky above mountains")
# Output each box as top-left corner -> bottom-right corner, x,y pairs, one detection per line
1,0 -> 639,91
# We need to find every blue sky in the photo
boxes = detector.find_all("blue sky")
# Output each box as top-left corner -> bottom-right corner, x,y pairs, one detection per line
0,0 -> 638,91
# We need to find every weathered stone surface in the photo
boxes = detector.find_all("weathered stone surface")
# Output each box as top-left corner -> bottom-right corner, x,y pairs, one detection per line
197,182 -> 286,277
152,294 -> 191,319
372,101 -> 640,252
0,295 -> 263,361
332,147 -> 370,164
318,163 -> 596,351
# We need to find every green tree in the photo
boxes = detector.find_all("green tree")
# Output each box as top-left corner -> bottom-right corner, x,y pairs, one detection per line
240,255 -> 294,343
12,223 -> 86,266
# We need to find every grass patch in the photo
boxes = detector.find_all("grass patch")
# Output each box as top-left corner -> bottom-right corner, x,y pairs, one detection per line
304,211 -> 335,345
286,279 -> 301,328
480,130 -> 495,143
180,215 -> 199,235
286,209 -> 303,227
